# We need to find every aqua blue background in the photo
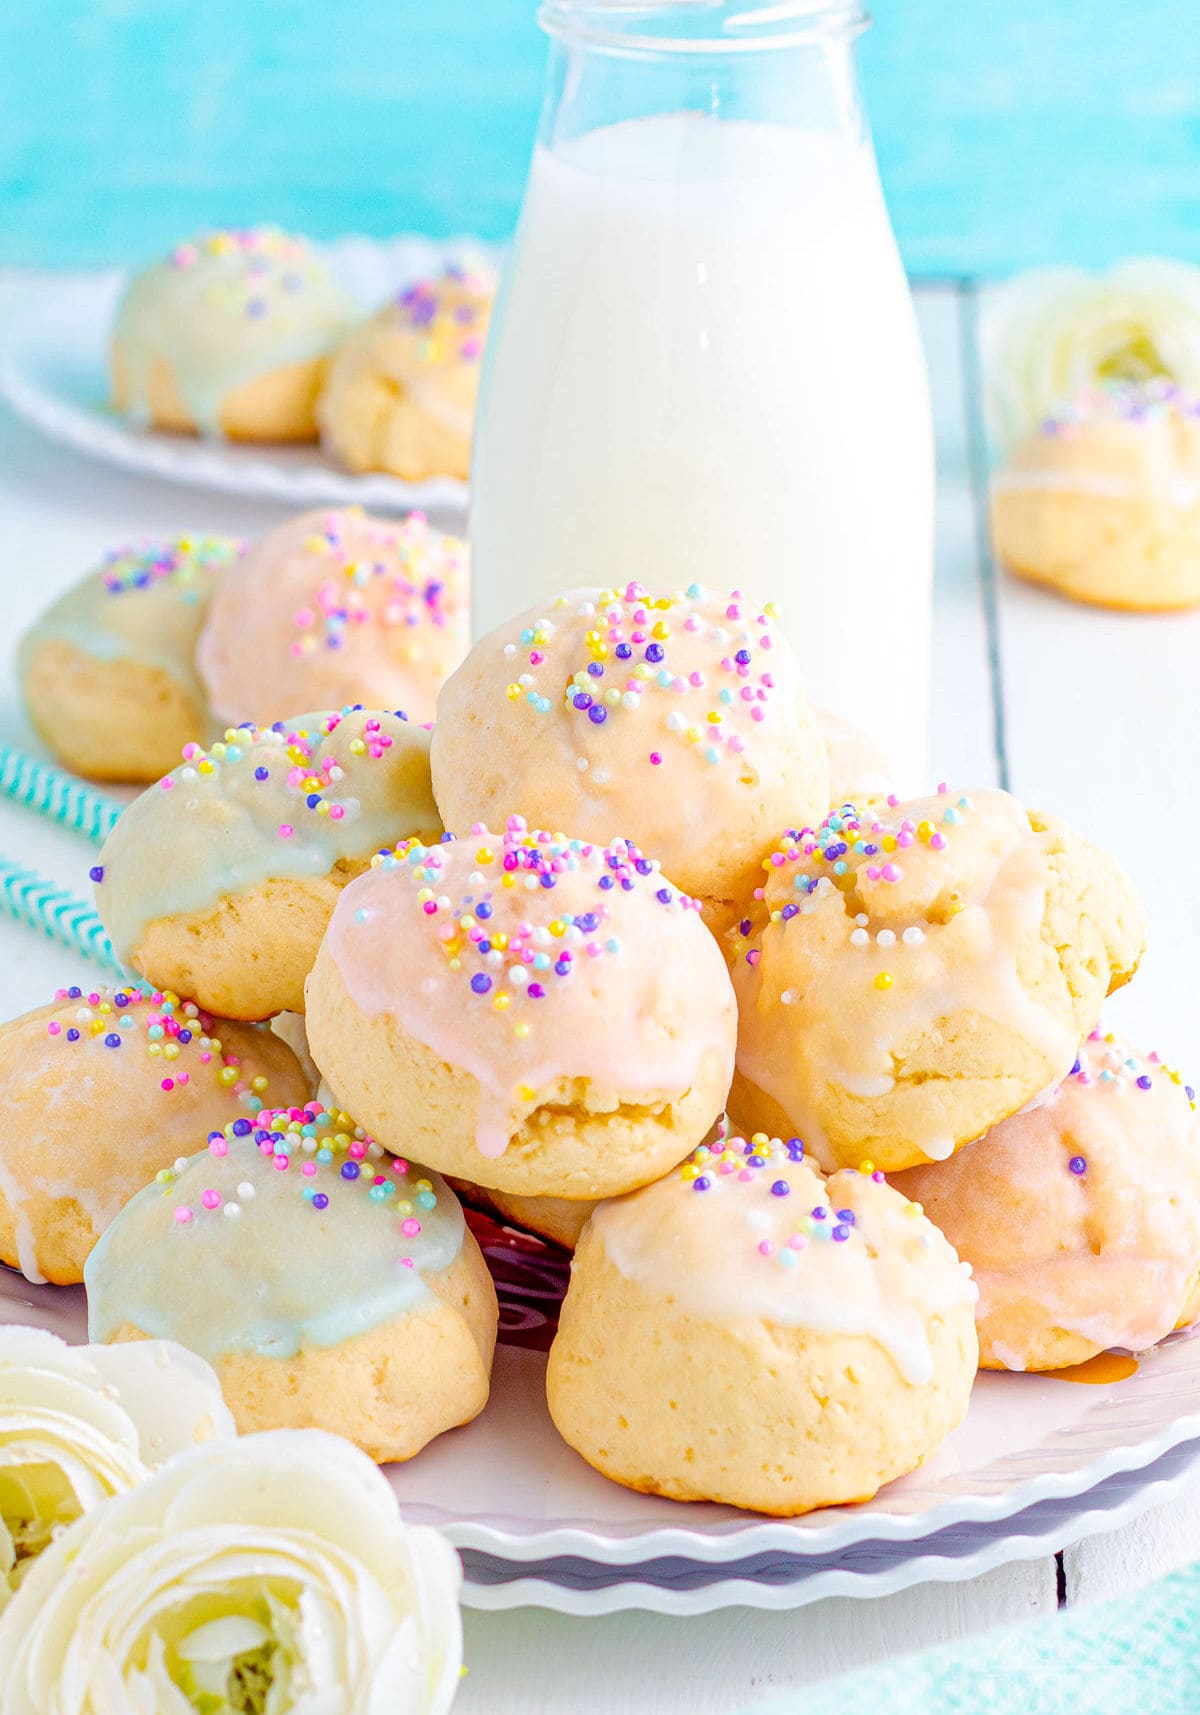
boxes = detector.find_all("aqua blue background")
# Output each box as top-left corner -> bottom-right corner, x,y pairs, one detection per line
3,1 -> 1198,276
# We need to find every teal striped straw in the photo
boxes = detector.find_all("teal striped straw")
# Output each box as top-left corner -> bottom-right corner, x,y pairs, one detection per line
0,855 -> 126,974
0,742 -> 124,846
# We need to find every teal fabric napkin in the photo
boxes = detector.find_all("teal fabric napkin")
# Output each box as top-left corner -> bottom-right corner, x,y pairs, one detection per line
753,1564 -> 1200,1715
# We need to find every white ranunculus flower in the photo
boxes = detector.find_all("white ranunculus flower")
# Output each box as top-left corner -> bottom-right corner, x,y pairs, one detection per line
0,1326 -> 234,1607
0,1428 -> 463,1715
984,257 -> 1200,450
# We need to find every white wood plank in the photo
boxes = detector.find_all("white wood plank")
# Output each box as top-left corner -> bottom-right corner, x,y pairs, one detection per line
1062,1471 -> 1200,1609
457,1558 -> 1059,1715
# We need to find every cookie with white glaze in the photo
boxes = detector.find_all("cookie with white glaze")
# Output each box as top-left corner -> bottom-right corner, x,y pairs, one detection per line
19,537 -> 241,783
546,1131 -> 978,1514
94,707 -> 441,1020
991,382 -> 1200,610
304,819 -> 737,1200
0,983 -> 309,1285
112,227 -> 353,443
729,787 -> 1146,1172
86,1099 -> 497,1461
319,264 -> 495,481
197,507 -> 468,729
893,1030 -> 1200,1370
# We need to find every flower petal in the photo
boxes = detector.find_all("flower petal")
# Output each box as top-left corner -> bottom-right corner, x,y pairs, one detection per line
0,1430 -> 462,1715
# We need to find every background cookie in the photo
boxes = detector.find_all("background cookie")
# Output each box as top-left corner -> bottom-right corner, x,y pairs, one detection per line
112,226 -> 353,442
991,382 -> 1200,610
197,506 -> 468,728
19,537 -> 241,782
319,264 -> 495,479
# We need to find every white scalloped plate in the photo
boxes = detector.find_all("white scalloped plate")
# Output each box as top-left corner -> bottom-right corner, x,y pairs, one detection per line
457,1435 -> 1200,1613
6,1267 -> 1200,1587
0,237 -> 499,515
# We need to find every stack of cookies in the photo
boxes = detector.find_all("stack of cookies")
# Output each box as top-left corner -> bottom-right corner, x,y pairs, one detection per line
5,574 -> 1188,1519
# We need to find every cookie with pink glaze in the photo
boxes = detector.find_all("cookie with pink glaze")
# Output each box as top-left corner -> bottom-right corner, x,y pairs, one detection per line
304,820 -> 738,1199
430,581 -> 828,925
196,507 -> 469,728
892,1031 -> 1200,1371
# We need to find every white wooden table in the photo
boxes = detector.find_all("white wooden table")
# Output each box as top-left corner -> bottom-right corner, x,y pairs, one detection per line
1,275 -> 1198,1711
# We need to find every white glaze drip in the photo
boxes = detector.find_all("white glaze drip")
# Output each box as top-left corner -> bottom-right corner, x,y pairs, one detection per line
593,1144 -> 976,1387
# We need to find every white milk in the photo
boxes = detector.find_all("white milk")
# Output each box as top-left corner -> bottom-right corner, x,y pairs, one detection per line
470,112 -> 934,786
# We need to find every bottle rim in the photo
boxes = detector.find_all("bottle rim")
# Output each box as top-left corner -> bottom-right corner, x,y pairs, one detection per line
539,0 -> 869,55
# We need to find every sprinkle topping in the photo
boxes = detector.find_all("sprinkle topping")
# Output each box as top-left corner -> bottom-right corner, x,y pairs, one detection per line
730,788 -> 970,974
45,982 -> 273,1111
369,817 -> 698,1026
290,508 -> 465,657
504,581 -> 783,771
1040,377 -> 1200,436
677,1130 -> 902,1266
163,226 -> 341,326
161,707 -> 409,839
1071,1028 -> 1196,1110
150,1101 -> 436,1227
98,536 -> 243,600
390,264 -> 495,366
86,1100 -> 465,1359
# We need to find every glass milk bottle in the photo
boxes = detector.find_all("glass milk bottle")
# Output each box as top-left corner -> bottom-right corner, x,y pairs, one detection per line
470,0 -> 934,785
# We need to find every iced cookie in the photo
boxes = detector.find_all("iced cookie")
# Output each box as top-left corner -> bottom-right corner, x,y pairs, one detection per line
431,582 -> 828,923
112,227 -> 353,442
196,507 -> 469,728
546,1132 -> 978,1514
730,788 -> 1146,1172
892,1031 -> 1200,1371
86,1100 -> 497,1460
94,708 -> 441,1020
319,263 -> 495,481
18,537 -> 241,782
0,983 -> 308,1285
305,820 -> 737,1199
991,382 -> 1200,610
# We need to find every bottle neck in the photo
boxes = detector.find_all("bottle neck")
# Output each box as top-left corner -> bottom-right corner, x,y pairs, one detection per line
537,9 -> 868,152
538,1 -> 869,56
